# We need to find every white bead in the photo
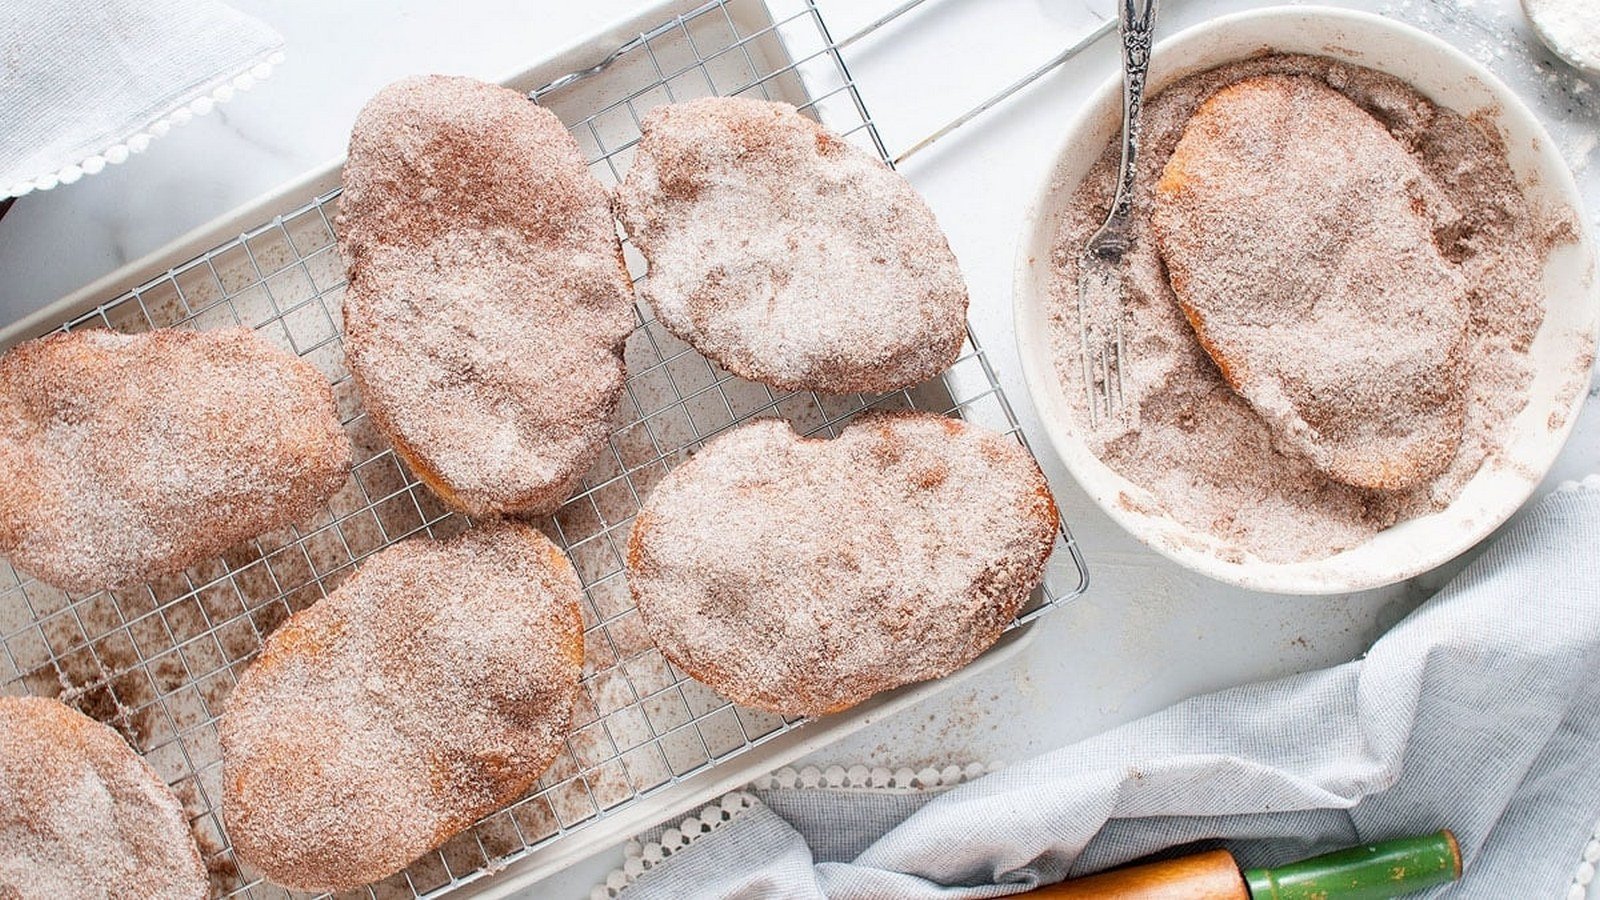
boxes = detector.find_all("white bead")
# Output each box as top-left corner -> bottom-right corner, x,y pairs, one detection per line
917,767 -> 939,787
105,144 -> 129,164
721,794 -> 742,813
170,107 -> 193,126
1580,862 -> 1595,885
149,120 -> 170,138
606,872 -> 627,889
127,133 -> 151,153
589,887 -> 609,900
824,765 -> 846,785
894,767 -> 915,787
643,844 -> 663,863
624,840 -> 642,857
213,84 -> 235,103
1588,841 -> 1600,863
661,828 -> 681,847
778,769 -> 797,788
1568,884 -> 1586,900
847,764 -> 869,786
35,173 -> 58,190
80,155 -> 105,175
192,96 -> 215,116
965,762 -> 985,779
57,165 -> 83,184
233,72 -> 256,91
624,857 -> 643,877
251,61 -> 274,80
870,767 -> 891,787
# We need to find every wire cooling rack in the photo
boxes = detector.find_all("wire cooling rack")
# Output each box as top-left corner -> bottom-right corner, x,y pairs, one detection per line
0,1 -> 1089,897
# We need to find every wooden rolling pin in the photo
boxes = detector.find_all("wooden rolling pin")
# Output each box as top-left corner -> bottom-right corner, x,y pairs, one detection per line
1025,830 -> 1461,900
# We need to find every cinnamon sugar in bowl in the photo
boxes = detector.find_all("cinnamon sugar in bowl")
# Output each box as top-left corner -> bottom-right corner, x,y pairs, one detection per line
1014,7 -> 1598,594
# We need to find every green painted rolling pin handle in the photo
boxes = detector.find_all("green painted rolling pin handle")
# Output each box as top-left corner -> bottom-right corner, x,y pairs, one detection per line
1244,830 -> 1462,900
1022,830 -> 1461,899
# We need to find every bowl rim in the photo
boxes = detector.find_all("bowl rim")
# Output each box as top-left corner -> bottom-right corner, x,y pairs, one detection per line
1012,4 -> 1599,595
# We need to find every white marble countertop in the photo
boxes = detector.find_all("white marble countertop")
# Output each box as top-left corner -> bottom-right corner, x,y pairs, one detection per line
1,0 -> 1595,896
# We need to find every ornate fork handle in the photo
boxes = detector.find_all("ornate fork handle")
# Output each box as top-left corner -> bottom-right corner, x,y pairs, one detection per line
1086,0 -> 1158,261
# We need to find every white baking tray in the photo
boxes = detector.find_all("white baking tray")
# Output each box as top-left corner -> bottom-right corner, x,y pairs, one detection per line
0,2 -> 1088,897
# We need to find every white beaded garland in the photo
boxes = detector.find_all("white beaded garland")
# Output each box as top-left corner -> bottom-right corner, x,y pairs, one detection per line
1569,822 -> 1600,898
591,767 -> 1002,897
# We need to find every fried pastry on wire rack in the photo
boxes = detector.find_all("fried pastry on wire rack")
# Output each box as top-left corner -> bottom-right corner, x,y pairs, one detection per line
338,75 -> 634,517
1151,75 -> 1469,491
220,521 -> 584,893
616,96 -> 969,394
0,327 -> 350,594
626,410 -> 1057,717
1,696 -> 208,900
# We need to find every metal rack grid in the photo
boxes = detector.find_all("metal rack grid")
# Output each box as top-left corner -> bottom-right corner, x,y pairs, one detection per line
0,1 -> 1089,897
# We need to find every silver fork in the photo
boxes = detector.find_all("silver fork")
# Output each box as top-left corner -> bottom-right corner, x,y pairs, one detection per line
1078,0 -> 1158,427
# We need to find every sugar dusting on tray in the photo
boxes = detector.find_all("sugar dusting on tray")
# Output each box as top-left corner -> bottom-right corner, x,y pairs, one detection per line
1047,53 -> 1573,564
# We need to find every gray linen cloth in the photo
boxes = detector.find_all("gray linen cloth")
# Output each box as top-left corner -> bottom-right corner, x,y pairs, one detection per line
0,0 -> 282,198
618,475 -> 1600,898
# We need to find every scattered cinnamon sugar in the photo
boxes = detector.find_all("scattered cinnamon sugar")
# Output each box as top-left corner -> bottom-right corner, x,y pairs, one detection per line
1048,54 -> 1565,563
625,411 -> 1057,718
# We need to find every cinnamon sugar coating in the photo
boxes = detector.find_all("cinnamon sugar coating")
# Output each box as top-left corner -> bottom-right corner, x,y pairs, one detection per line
220,522 -> 584,893
1,697 -> 208,900
338,75 -> 634,517
616,97 -> 968,394
626,411 -> 1057,717
1048,54 -> 1557,563
1153,75 -> 1468,491
0,327 -> 350,593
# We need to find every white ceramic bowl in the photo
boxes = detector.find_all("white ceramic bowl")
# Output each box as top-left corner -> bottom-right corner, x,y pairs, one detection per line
1015,6 -> 1599,594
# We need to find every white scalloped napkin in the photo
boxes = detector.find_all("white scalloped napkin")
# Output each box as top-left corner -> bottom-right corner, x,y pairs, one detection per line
0,0 -> 283,199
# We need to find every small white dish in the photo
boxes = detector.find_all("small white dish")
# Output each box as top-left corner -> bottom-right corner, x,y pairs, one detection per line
1522,0 -> 1600,79
1014,6 -> 1599,595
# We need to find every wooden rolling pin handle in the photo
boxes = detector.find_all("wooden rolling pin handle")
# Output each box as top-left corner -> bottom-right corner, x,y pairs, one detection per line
1022,849 -> 1250,900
